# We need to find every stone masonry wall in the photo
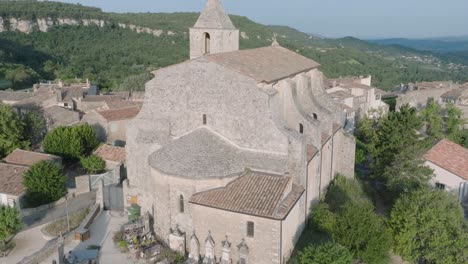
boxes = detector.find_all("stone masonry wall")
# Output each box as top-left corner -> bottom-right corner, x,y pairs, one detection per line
191,204 -> 282,264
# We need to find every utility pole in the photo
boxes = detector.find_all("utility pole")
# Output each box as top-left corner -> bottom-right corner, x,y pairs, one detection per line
65,194 -> 70,232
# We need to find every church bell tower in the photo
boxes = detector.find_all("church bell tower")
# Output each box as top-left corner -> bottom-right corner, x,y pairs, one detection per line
190,0 -> 239,59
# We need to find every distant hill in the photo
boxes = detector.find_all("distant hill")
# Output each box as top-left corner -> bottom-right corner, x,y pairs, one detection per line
0,0 -> 467,91
368,37 -> 468,53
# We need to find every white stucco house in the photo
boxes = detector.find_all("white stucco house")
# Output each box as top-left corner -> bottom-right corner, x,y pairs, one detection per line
423,139 -> 468,203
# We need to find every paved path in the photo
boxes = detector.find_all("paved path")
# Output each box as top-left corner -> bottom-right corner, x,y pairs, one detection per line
22,191 -> 97,230
0,224 -> 48,264
43,211 -> 142,264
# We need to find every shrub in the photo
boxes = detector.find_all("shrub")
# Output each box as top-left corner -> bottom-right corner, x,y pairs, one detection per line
80,155 -> 106,174
299,242 -> 354,264
23,161 -> 66,207
389,189 -> 467,263
333,202 -> 391,264
310,203 -> 336,234
0,206 -> 22,245
43,124 -> 98,161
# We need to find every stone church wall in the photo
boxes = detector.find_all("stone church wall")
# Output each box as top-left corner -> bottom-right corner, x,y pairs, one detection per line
306,154 -> 321,216
189,28 -> 239,59
281,193 -> 306,262
332,130 -> 356,179
191,204 -> 281,264
141,60 -> 289,154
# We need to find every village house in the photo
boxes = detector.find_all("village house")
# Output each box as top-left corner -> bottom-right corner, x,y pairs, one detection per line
94,144 -> 127,182
82,106 -> 141,146
423,139 -> 468,205
325,76 -> 389,130
4,149 -> 62,167
124,1 -> 355,263
396,81 -> 468,128
0,163 -> 28,208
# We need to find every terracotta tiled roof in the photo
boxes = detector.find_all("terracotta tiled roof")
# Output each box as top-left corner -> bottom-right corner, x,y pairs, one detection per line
97,106 -> 141,122
0,91 -> 35,102
333,123 -> 342,134
321,132 -> 331,145
307,145 -> 319,162
0,163 -> 28,196
440,89 -> 463,100
4,149 -> 61,167
207,46 -> 320,84
190,171 -> 304,219
60,86 -> 83,102
81,95 -> 123,102
94,144 -> 126,163
105,100 -> 143,110
328,90 -> 354,100
424,139 -> 468,180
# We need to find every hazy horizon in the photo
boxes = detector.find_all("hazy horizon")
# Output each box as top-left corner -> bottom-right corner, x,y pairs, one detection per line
54,0 -> 468,39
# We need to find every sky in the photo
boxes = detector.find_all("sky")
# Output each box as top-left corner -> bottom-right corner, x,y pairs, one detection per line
55,0 -> 468,39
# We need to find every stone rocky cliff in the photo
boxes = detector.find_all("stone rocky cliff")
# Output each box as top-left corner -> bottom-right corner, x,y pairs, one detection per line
0,16 -> 171,36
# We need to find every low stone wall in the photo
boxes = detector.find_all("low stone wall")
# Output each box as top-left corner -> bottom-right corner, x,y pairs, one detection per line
75,174 -> 91,195
17,231 -> 74,264
20,197 -> 67,216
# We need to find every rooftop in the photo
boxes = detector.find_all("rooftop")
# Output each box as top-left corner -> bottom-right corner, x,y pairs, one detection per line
206,46 -> 320,84
43,105 -> 80,128
94,144 -> 126,163
0,163 -> 28,196
193,0 -> 236,30
424,139 -> 468,180
97,106 -> 141,122
4,149 -> 61,167
149,128 -> 287,179
190,170 -> 304,219
328,90 -> 354,100
0,90 -> 35,102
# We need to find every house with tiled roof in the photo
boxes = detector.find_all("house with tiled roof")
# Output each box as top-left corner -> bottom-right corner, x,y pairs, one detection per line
4,149 -> 62,167
326,76 -> 389,131
82,106 -> 141,146
123,1 -> 356,263
423,139 -> 468,201
0,163 -> 29,207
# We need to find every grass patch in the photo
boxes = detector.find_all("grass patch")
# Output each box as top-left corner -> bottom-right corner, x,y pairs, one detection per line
44,207 -> 89,236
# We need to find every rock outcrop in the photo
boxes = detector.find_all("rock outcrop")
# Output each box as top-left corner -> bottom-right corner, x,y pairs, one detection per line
0,16 -> 171,37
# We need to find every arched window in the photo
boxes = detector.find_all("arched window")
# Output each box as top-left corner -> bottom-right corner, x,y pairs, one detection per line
313,113 -> 318,120
299,123 -> 304,134
203,114 -> 207,125
203,33 -> 211,54
179,195 -> 184,213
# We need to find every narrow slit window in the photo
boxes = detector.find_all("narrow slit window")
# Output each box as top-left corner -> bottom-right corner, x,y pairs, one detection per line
203,114 -> 207,125
179,195 -> 185,213
299,123 -> 304,134
204,33 -> 211,54
313,113 -> 318,120
247,221 -> 254,238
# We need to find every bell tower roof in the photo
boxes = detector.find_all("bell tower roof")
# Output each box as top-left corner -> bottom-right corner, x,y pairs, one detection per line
193,0 -> 236,30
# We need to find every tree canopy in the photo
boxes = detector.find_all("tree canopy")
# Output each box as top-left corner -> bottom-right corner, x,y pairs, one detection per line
43,124 -> 99,161
0,103 -> 29,158
23,160 -> 67,207
0,206 -> 22,244
80,154 -> 106,174
389,189 -> 467,263
299,242 -> 353,264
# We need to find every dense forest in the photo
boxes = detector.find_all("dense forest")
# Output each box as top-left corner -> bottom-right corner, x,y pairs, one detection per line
1,0 -> 467,91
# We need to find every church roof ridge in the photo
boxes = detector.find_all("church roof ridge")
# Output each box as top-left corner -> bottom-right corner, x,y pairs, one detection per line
193,0 -> 236,30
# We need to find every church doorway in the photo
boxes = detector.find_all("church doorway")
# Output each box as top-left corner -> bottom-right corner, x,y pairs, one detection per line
203,32 -> 211,54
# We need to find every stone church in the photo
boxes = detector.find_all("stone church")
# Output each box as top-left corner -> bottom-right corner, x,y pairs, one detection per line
124,0 -> 356,263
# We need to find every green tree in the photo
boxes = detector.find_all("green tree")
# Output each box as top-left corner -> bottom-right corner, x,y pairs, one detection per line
23,161 -> 66,207
0,103 -> 29,158
389,189 -> 467,263
43,124 -> 99,161
0,206 -> 22,249
80,155 -> 106,174
383,148 -> 433,201
299,242 -> 353,264
21,109 -> 46,147
310,203 -> 336,234
333,202 -> 391,264
369,105 -> 423,180
445,103 -> 466,144
421,100 -> 443,139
